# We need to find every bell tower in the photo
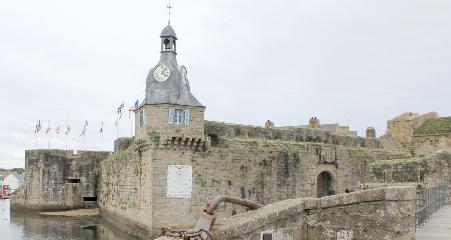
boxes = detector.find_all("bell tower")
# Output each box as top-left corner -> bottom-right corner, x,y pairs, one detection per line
134,23 -> 206,149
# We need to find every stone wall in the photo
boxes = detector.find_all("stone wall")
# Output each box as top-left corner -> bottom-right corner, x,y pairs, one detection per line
205,121 -> 380,149
368,151 -> 451,187
99,145 -> 153,239
412,133 -> 451,157
11,149 -> 111,210
99,137 -> 408,237
386,112 -> 438,152
156,186 -> 416,240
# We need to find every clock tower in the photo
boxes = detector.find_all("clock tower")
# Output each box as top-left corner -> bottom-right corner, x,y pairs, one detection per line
135,24 -> 206,149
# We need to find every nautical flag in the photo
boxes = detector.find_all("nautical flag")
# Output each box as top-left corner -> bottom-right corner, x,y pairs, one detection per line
34,120 -> 42,134
80,121 -> 88,137
117,101 -> 124,119
100,121 -> 104,133
55,125 -> 60,134
45,121 -> 52,134
65,126 -> 71,135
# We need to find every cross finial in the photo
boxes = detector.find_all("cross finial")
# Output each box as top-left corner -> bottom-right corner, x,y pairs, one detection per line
167,0 -> 173,25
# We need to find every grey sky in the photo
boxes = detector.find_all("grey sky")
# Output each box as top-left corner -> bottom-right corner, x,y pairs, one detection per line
1,0 -> 450,168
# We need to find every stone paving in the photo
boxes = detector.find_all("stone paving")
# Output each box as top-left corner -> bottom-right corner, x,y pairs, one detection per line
416,205 -> 451,240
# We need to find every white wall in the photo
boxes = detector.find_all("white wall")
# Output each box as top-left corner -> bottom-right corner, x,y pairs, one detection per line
3,175 -> 23,192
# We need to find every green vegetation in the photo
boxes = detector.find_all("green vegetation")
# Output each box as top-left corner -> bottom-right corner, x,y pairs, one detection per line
415,117 -> 451,135
0,168 -> 24,174
149,131 -> 160,145
102,144 -> 138,164
369,158 -> 427,171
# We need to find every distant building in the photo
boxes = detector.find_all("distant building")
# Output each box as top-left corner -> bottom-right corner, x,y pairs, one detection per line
3,173 -> 24,193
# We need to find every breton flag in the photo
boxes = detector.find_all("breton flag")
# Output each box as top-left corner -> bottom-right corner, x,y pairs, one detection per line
100,121 -> 104,133
55,125 -> 60,134
45,121 -> 52,134
34,120 -> 42,134
65,126 -> 71,135
117,101 -> 124,119
80,120 -> 88,137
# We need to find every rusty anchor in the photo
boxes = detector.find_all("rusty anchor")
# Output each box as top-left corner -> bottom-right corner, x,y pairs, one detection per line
159,195 -> 263,240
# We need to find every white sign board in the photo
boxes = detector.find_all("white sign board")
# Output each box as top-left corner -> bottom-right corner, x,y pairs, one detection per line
0,199 -> 10,221
167,165 -> 192,198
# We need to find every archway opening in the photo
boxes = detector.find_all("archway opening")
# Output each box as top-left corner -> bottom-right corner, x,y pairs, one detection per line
317,171 -> 334,198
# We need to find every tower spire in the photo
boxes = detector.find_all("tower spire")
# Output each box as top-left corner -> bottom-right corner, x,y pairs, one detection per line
167,0 -> 173,25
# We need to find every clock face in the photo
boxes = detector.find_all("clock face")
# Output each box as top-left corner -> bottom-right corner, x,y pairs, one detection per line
153,64 -> 171,82
181,67 -> 188,84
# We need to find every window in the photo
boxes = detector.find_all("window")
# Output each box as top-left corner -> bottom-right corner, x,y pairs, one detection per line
139,111 -> 144,126
168,109 -> 191,125
67,178 -> 80,183
83,197 -> 98,202
175,109 -> 183,124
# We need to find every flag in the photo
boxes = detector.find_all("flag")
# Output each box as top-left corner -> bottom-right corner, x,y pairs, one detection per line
65,126 -> 71,135
34,120 -> 42,134
128,99 -> 139,118
134,99 -> 139,110
45,121 -> 52,134
80,121 -> 88,137
117,101 -> 124,119
100,121 -> 104,133
115,120 -> 118,127
55,125 -> 60,134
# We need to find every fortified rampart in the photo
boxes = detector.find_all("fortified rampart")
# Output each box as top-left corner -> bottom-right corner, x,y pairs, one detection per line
11,149 -> 111,210
368,151 -> 451,202
156,186 -> 416,240
99,133 -> 408,238
385,112 -> 438,152
205,121 -> 380,148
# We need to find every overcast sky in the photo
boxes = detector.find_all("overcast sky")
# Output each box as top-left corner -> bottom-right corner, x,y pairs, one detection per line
1,0 -> 450,168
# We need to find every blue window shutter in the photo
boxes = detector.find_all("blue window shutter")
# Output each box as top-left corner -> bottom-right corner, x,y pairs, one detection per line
168,109 -> 174,125
185,110 -> 190,125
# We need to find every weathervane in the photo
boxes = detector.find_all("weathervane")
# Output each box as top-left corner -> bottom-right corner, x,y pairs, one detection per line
167,0 -> 173,25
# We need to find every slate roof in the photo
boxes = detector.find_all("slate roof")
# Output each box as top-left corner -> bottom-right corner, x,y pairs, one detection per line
143,25 -> 204,108
160,25 -> 177,39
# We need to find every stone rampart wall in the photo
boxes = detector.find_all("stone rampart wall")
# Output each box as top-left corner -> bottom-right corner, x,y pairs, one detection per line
205,121 -> 380,149
413,133 -> 451,157
368,151 -> 451,188
98,145 -> 153,239
99,138 -> 408,237
156,186 -> 416,240
11,149 -> 111,210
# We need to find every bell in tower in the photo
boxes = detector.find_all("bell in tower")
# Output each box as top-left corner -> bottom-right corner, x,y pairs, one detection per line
160,25 -> 177,53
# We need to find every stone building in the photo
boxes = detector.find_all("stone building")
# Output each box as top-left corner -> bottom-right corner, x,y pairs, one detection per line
385,112 -> 451,156
12,150 -> 110,210
10,22 -> 451,240
96,24 -> 416,238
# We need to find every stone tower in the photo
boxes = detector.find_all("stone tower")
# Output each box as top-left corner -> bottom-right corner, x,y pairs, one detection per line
309,117 -> 320,129
135,25 -> 206,146
366,127 -> 376,138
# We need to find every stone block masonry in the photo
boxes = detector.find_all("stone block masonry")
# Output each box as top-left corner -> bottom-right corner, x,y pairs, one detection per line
99,136 -> 408,238
155,186 -> 416,240
11,149 -> 111,210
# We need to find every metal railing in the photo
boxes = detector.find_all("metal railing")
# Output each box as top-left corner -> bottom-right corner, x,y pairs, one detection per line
415,185 -> 448,229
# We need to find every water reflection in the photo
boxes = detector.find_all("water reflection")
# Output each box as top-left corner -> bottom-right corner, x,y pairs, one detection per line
0,211 -> 141,240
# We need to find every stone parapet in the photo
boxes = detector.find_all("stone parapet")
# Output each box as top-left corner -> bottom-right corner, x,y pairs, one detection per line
206,186 -> 416,240
205,121 -> 380,149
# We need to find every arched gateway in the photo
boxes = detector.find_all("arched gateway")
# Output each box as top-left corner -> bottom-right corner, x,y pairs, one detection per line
317,171 -> 334,198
